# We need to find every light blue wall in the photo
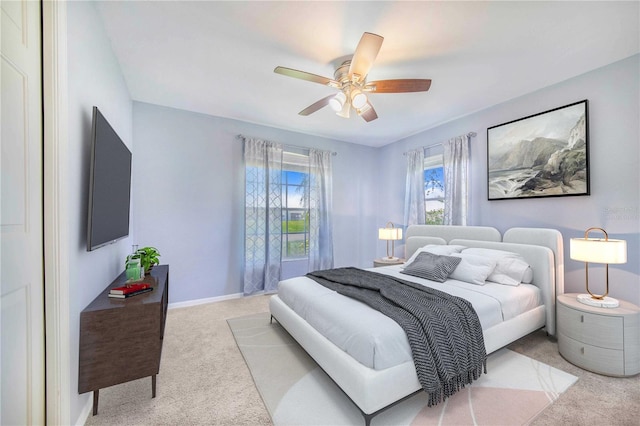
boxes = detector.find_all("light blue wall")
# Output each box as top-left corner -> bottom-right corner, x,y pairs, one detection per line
67,1 -> 134,422
378,55 -> 640,306
132,103 -> 379,303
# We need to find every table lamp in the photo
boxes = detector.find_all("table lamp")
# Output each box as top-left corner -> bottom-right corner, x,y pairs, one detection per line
378,222 -> 403,261
570,227 -> 627,308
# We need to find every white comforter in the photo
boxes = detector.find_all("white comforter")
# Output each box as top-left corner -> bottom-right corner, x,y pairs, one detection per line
277,265 -> 541,370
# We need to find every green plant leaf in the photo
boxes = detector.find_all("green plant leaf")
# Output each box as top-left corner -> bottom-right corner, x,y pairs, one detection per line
128,246 -> 161,270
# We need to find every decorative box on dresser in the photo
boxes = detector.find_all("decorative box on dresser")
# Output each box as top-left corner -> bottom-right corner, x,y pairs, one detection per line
79,265 -> 169,415
557,293 -> 640,377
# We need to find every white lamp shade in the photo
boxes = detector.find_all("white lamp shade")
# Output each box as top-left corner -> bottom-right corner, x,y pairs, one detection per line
336,97 -> 351,118
570,237 -> 627,264
351,90 -> 368,109
378,227 -> 402,241
329,92 -> 346,112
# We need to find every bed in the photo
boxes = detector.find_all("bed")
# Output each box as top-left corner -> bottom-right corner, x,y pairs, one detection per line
269,225 -> 564,425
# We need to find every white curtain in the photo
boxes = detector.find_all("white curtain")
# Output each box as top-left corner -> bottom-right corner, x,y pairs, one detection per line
243,138 -> 283,295
443,134 -> 470,225
404,148 -> 426,226
308,149 -> 334,271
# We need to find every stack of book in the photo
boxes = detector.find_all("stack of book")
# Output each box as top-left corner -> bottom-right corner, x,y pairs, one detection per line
108,283 -> 153,299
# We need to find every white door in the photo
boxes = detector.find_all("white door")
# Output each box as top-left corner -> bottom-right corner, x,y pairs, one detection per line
1,0 -> 45,424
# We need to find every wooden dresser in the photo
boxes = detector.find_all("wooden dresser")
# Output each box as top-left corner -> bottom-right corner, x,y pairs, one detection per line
78,265 -> 169,414
557,293 -> 640,377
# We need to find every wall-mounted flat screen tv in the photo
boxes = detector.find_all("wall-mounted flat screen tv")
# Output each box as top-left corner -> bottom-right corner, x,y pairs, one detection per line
87,106 -> 132,251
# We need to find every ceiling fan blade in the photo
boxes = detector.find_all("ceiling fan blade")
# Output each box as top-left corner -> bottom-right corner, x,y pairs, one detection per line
274,66 -> 339,87
298,94 -> 335,116
358,102 -> 378,122
348,32 -> 384,81
364,79 -> 432,93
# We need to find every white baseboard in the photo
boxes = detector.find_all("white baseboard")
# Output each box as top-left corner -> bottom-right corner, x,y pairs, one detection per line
76,395 -> 93,426
168,292 -> 245,309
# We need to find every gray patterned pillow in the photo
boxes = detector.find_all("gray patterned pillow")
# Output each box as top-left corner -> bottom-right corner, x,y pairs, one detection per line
400,252 -> 462,282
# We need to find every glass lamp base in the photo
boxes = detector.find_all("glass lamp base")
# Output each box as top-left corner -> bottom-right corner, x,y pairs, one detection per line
577,293 -> 619,308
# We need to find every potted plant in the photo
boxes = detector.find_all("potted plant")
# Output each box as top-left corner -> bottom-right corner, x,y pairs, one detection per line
125,246 -> 161,275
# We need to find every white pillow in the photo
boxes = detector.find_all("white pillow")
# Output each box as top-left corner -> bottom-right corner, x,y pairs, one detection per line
489,257 -> 533,286
462,248 -> 531,286
449,253 -> 497,286
403,245 -> 467,268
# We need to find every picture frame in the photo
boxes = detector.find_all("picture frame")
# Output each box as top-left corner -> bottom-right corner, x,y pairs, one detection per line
487,100 -> 589,201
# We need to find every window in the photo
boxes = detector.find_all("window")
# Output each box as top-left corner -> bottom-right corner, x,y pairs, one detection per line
424,153 -> 444,225
281,151 -> 310,259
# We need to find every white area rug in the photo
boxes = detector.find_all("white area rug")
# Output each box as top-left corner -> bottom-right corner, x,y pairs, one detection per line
228,312 -> 578,426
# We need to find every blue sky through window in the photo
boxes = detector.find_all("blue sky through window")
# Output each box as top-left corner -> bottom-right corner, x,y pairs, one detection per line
424,167 -> 444,199
283,170 -> 305,185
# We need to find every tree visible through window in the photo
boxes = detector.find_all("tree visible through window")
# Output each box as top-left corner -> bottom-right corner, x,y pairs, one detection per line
424,154 -> 444,225
281,152 -> 310,259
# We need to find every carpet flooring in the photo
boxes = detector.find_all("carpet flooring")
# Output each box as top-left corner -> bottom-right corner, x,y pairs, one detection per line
85,294 -> 640,425
228,312 -> 578,426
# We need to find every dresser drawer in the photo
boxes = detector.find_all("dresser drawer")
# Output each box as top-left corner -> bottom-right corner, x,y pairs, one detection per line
557,303 -> 623,349
558,332 -> 624,376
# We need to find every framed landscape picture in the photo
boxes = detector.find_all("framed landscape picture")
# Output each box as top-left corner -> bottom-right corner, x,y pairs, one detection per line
487,100 -> 589,200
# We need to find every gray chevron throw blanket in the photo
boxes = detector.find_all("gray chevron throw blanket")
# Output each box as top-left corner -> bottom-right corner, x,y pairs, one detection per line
306,267 -> 487,406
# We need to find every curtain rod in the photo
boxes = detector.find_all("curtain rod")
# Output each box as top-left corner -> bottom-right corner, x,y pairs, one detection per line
237,135 -> 337,156
403,132 -> 477,155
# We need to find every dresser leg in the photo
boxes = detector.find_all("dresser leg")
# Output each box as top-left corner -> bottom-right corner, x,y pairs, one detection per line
92,389 -> 99,415
152,375 -> 156,398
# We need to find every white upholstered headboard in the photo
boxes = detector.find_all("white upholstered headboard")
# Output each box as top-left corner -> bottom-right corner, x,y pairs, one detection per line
403,225 -> 564,336
503,227 -> 565,296
405,225 -> 501,259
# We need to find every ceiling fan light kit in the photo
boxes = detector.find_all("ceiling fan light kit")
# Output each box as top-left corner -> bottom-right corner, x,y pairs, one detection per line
329,92 -> 346,112
274,32 -> 432,123
351,89 -> 368,109
336,99 -> 351,118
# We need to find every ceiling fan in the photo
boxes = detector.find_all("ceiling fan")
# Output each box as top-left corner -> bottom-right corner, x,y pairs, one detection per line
274,32 -> 431,123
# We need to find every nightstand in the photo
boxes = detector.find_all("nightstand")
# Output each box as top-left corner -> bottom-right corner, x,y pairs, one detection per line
373,258 -> 405,267
557,293 -> 640,377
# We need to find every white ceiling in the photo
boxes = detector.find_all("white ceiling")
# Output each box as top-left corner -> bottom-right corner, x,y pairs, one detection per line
96,1 -> 639,147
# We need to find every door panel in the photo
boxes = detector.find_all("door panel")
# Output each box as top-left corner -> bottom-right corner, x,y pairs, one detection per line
2,54 -> 27,231
1,0 -> 45,424
1,287 -> 29,425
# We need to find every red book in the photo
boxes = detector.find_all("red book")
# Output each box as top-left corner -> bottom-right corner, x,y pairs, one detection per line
110,283 -> 150,295
108,287 -> 153,299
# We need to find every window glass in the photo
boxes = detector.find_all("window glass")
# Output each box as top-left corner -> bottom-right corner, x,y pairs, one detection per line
282,153 -> 310,259
424,153 -> 444,225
